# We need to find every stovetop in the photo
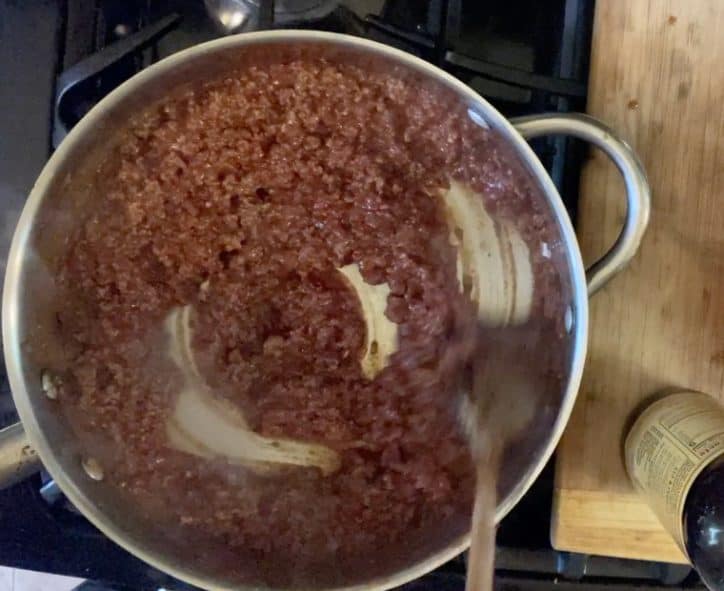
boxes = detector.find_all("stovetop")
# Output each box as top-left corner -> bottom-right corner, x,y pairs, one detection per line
0,1 -> 697,589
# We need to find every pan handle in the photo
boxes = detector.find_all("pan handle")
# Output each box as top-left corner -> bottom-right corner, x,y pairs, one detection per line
511,113 -> 651,296
0,422 -> 42,489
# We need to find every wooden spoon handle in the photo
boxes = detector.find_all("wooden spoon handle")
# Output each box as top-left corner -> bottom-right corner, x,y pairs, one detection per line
465,448 -> 500,591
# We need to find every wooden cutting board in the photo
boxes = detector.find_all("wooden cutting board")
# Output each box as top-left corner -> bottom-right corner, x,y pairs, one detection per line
551,0 -> 724,563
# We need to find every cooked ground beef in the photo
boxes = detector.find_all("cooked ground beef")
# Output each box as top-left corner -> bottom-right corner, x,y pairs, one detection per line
54,53 -> 567,587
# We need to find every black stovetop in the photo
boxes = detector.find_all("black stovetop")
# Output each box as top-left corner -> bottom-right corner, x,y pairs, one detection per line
0,1 -> 698,589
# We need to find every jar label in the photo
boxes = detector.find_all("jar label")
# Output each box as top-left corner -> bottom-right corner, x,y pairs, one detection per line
625,391 -> 724,556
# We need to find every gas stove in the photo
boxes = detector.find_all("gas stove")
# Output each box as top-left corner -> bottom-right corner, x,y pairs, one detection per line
0,1 -> 695,589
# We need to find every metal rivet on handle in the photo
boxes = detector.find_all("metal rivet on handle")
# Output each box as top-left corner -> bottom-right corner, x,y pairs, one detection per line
565,305 -> 574,333
82,457 -> 104,481
41,370 -> 58,400
467,108 -> 490,129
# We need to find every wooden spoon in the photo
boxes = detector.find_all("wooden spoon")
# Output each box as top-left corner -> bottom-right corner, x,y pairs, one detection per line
462,322 -> 546,591
438,180 -> 540,591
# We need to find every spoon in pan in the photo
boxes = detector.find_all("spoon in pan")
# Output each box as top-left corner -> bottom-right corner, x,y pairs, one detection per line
460,321 -> 547,591
439,180 -> 543,591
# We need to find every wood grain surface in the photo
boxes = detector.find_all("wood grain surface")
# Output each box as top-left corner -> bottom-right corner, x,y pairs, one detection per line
551,0 -> 724,563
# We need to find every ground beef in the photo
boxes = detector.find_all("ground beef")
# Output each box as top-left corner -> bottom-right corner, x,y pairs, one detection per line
54,54 -> 567,587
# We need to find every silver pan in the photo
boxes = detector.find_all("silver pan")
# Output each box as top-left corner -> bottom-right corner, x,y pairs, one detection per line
0,31 -> 650,591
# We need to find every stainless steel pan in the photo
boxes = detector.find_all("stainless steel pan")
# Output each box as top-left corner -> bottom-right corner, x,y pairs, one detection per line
0,31 -> 650,590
